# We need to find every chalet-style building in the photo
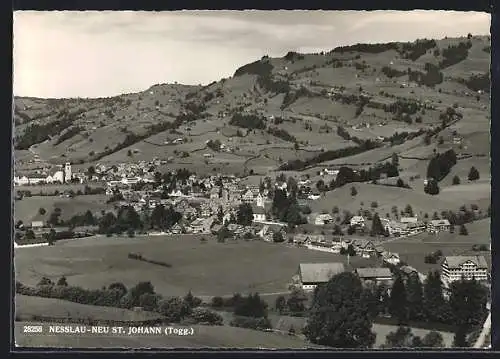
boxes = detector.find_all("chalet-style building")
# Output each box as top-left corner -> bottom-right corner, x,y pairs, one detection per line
441,255 -> 489,284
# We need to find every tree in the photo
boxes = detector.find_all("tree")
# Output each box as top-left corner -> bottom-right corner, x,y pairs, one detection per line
184,290 -> 203,309
421,331 -> 444,348
391,153 -> 399,167
237,203 -> 254,226
108,282 -> 128,297
389,275 -> 408,324
453,325 -> 469,347
211,296 -> 224,308
46,229 -> 56,245
449,278 -> 488,328
384,326 -> 414,348
158,296 -> 192,322
459,224 -> 468,236
272,231 -> 284,243
37,277 -> 54,286
423,271 -> 451,323
25,229 -> 35,240
468,166 -> 480,181
370,213 -> 385,236
38,207 -> 46,215
304,272 -> 376,348
234,293 -> 268,318
452,175 -> 460,185
139,293 -> 161,312
129,281 -> 155,307
275,295 -> 287,314
424,179 -> 440,195
350,186 -> 358,197
406,273 -> 424,321
287,288 -> 307,314
56,276 -> 68,286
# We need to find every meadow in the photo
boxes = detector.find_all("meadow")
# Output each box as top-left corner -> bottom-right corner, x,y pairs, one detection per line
15,294 -> 162,323
15,235 -> 375,298
14,321 -> 322,349
14,194 -> 112,223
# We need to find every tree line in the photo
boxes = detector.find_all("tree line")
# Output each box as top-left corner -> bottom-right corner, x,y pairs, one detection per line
302,269 -> 488,348
16,280 -> 223,326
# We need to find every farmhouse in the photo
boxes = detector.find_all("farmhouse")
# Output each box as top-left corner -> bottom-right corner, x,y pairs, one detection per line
382,252 -> 401,266
242,189 -> 254,203
441,255 -> 489,284
31,220 -> 45,229
298,262 -> 345,291
350,216 -> 366,228
313,213 -> 333,226
252,206 -> 267,222
293,233 -> 326,245
351,238 -> 376,258
355,267 -> 393,286
427,219 -> 451,233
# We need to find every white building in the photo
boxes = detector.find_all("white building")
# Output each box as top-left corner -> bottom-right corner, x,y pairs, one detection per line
252,206 -> 267,222
441,256 -> 489,284
314,213 -> 333,226
427,219 -> 451,233
350,216 -> 366,227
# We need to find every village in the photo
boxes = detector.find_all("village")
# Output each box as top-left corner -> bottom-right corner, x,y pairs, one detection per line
14,159 -> 490,301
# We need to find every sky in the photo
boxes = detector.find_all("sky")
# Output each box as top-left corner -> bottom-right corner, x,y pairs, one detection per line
13,10 -> 490,98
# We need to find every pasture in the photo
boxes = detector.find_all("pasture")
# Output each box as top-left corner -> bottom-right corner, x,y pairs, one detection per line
307,183 -> 482,219
14,194 -> 111,223
14,321 -> 322,349
15,235 -> 375,298
15,295 -> 162,323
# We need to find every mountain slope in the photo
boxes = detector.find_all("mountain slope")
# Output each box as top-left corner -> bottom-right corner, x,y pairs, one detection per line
14,35 -> 490,176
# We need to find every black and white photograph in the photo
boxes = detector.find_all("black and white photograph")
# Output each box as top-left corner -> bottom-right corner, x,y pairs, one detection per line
12,10 -> 492,350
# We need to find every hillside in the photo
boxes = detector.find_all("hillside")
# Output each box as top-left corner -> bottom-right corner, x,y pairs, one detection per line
14,35 -> 490,177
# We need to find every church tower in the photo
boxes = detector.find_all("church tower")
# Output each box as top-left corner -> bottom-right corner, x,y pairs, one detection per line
64,162 -> 72,183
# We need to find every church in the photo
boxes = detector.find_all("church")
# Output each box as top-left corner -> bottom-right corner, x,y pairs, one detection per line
14,162 -> 73,186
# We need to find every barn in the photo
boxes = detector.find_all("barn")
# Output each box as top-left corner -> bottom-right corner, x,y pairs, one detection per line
298,262 -> 345,291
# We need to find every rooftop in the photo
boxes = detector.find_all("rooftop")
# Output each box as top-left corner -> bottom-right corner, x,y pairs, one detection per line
356,267 -> 392,279
299,262 -> 345,284
444,255 -> 489,269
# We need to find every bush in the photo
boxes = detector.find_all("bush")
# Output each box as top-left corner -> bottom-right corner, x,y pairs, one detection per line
190,308 -> 223,325
211,296 -> 224,308
230,316 -> 272,331
158,297 -> 192,323
452,176 -> 460,185
468,166 -> 480,181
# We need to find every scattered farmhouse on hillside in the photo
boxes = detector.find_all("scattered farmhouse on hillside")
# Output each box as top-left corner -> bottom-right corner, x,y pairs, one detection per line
427,219 -> 451,234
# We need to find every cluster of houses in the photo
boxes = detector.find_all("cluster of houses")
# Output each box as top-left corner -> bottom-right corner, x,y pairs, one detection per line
295,254 -> 489,292
14,163 -> 74,186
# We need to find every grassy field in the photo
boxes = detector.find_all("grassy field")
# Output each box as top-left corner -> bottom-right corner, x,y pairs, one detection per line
15,295 -> 162,322
14,321 -> 322,349
14,194 -> 112,223
14,183 -> 107,194
15,235 -> 376,298
307,182 -> 485,219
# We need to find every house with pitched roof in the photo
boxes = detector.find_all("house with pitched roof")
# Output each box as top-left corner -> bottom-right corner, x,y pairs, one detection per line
355,267 -> 393,286
427,219 -> 451,233
298,262 -> 346,291
441,255 -> 489,284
